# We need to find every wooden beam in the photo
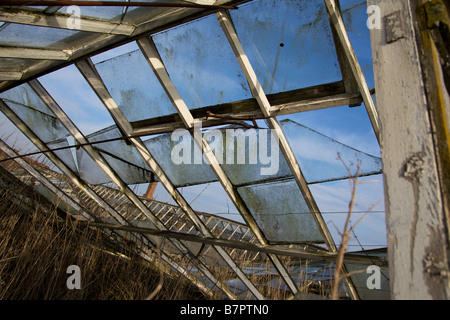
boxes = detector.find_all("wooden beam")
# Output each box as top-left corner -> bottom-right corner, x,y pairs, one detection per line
327,0 -> 360,104
130,82 -> 363,136
369,0 -> 450,299
0,72 -> 21,81
0,46 -> 70,60
0,7 -> 136,35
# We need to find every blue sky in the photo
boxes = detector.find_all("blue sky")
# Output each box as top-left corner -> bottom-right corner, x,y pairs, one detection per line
0,0 -> 386,249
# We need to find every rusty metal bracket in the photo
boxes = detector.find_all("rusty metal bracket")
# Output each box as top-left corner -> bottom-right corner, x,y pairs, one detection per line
385,11 -> 406,44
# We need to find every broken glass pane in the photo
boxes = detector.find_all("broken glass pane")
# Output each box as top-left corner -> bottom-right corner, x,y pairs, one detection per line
230,0 -> 342,94
237,179 -> 324,244
280,119 -> 382,183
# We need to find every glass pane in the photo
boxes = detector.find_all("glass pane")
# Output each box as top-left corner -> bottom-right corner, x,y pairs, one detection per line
230,0 -> 342,94
144,126 -> 294,188
58,5 -> 124,21
0,23 -> 79,50
237,179 -> 324,244
95,49 -> 178,122
341,0 -> 375,89
1,82 -> 55,116
310,174 -> 386,249
80,125 -> 154,185
76,147 -> 110,185
0,84 -> 78,172
47,138 -> 78,174
177,182 -> 245,226
280,119 -> 382,183
152,14 -> 252,110
208,126 -> 292,185
143,131 -> 217,187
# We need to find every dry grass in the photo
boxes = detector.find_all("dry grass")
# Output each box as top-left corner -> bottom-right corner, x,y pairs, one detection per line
0,182 -> 206,300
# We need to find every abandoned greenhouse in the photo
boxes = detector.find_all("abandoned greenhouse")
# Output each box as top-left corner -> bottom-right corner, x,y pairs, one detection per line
0,0 -> 448,301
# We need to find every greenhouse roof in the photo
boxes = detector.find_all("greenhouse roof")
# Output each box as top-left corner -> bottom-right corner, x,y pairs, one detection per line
0,0 -> 389,300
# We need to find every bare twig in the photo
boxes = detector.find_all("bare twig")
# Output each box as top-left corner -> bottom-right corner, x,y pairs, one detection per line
330,153 -> 380,300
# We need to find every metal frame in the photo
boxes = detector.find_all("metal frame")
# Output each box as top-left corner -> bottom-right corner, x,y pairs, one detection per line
27,78 -> 239,300
0,98 -> 223,299
216,8 -> 361,300
75,58 -> 266,300
137,35 -> 299,295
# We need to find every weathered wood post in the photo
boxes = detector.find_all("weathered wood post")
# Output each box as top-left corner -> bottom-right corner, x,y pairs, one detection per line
369,0 -> 450,299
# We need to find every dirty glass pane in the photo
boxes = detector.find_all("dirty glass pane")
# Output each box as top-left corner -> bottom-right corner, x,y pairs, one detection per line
1,83 -> 55,116
0,23 -> 79,50
0,84 -> 78,172
280,119 -> 382,183
58,5 -> 124,21
341,0 -> 375,89
47,138 -> 78,174
76,147 -> 110,185
206,127 -> 292,186
237,179 -> 324,244
95,49 -> 178,123
177,182 -> 245,225
143,131 -> 217,187
76,125 -> 154,185
144,126 -> 295,188
152,14 -> 252,110
230,0 -> 342,95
